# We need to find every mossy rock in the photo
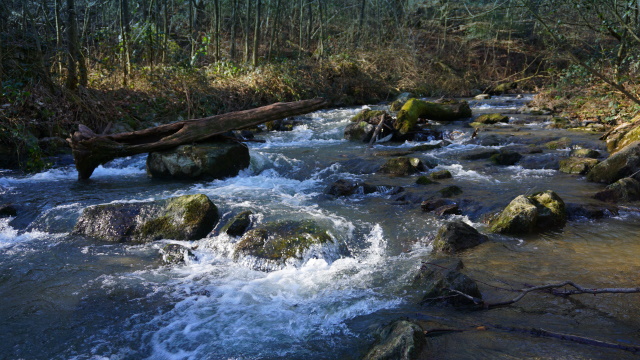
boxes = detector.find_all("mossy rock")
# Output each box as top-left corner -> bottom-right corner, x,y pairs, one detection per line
395,98 -> 472,135
432,220 -> 488,254
430,169 -> 452,180
439,185 -> 463,198
416,176 -> 436,185
587,141 -> 640,184
389,100 -> 405,112
490,82 -> 517,94
344,121 -> 375,142
490,190 -> 565,234
74,194 -> 219,243
593,177 -> 640,203
220,210 -> 253,237
460,148 -> 499,160
146,141 -> 250,180
544,137 -> 572,150
234,219 -> 333,263
474,113 -> 509,125
410,143 -> 443,152
559,157 -> 599,175
351,109 -> 388,124
610,122 -> 640,154
379,157 -> 425,176
489,151 -> 522,166
570,148 -> 600,158
363,320 -> 426,360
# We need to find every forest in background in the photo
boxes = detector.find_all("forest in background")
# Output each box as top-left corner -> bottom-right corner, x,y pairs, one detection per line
3,0 -> 640,170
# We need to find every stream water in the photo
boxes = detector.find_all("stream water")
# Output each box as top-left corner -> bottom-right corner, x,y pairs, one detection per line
1,95 -> 639,359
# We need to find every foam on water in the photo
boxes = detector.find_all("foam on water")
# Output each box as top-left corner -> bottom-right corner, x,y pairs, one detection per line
86,224 -> 409,359
507,165 -> 556,181
0,218 -> 53,249
435,164 -> 498,183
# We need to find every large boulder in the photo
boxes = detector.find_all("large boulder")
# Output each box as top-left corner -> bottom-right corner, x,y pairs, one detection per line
395,98 -> 472,135
344,121 -> 376,142
432,220 -> 488,254
489,150 -> 522,166
593,177 -> 640,203
414,258 -> 482,307
146,141 -> 250,180
234,219 -> 333,264
74,194 -> 219,243
362,320 -> 426,360
587,141 -> 640,184
489,190 -> 566,234
559,157 -> 599,175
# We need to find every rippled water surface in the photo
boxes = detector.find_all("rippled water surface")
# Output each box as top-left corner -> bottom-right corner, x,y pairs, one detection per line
1,95 -> 639,359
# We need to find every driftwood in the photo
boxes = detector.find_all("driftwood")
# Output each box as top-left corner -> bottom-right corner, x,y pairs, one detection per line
67,98 -> 327,179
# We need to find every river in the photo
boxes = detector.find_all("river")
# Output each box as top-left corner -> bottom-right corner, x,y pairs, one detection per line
1,95 -> 639,359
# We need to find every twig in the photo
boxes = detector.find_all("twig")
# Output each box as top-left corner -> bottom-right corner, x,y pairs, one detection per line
368,115 -> 387,148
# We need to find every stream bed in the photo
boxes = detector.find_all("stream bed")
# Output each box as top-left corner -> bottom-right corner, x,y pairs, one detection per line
1,95 -> 639,359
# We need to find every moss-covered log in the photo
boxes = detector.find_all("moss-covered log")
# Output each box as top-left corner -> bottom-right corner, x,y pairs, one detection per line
67,98 -> 327,179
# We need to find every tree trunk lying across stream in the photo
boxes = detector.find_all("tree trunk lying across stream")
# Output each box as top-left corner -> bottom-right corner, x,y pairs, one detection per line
67,98 -> 328,179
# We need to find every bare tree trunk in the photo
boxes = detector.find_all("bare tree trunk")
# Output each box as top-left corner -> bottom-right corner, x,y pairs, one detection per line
215,0 -> 220,61
120,0 -> 131,86
252,0 -> 261,66
355,0 -> 366,48
66,0 -> 79,90
189,0 -> 195,63
230,0 -> 237,61
162,0 -> 168,63
68,98 -> 327,180
244,0 -> 252,63
317,0 -> 324,58
54,0 -> 63,75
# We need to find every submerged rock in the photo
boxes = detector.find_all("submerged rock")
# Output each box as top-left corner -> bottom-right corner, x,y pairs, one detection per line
430,169 -> 452,180
410,142 -> 444,152
438,185 -> 463,198
220,210 -> 253,237
395,98 -> 472,135
587,141 -> 640,184
0,204 -> 17,218
489,190 -> 566,234
363,320 -> 426,360
416,176 -> 437,185
489,150 -> 522,166
379,157 -> 426,176
146,141 -> 250,180
325,179 -> 403,196
161,243 -> 196,264
234,219 -> 333,264
414,258 -> 482,307
566,203 -> 618,220
559,157 -> 599,175
432,220 -> 488,254
74,194 -> 219,243
459,148 -> 499,161
593,177 -> 640,203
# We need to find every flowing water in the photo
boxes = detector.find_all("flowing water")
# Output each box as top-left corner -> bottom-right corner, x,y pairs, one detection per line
1,95 -> 639,359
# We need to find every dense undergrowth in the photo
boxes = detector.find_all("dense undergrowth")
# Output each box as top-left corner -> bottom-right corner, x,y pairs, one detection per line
0,25 -> 558,172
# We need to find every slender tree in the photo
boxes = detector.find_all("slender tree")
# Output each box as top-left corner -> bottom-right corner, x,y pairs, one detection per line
120,0 -> 131,86
230,0 -> 237,61
252,0 -> 261,66
244,0 -> 252,63
66,0 -> 79,90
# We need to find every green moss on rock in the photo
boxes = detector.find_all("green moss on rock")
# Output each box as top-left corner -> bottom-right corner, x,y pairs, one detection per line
490,190 -> 565,234
379,157 -> 425,176
234,219 -> 333,262
395,98 -> 472,135
544,137 -> 572,150
351,109 -> 387,123
474,113 -> 509,125
559,157 -> 599,175
74,194 -> 219,243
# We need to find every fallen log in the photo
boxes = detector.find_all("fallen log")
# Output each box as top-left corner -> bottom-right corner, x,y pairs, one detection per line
67,98 -> 327,179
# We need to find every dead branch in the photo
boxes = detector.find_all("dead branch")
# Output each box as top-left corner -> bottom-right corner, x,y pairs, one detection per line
67,98 -> 327,180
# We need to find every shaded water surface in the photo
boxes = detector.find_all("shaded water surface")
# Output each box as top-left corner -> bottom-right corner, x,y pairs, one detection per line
1,95 -> 639,359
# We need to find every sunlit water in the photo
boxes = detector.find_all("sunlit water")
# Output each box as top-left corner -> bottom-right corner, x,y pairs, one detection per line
1,95 -> 639,359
